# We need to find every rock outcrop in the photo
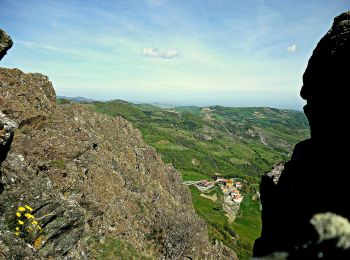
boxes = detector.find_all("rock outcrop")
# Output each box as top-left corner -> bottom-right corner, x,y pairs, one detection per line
0,29 -> 13,61
0,32 -> 236,259
254,11 -> 350,258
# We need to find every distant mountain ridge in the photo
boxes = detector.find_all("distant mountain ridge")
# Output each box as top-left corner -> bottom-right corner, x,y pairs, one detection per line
58,95 -> 304,112
57,96 -> 96,103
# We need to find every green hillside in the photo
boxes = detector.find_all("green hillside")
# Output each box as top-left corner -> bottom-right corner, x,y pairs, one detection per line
61,98 -> 309,259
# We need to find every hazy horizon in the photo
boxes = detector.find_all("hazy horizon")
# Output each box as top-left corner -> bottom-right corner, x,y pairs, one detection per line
1,0 -> 349,109
58,94 -> 305,111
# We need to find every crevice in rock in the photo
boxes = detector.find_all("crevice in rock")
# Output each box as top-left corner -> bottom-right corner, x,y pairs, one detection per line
18,115 -> 47,129
0,127 -> 14,165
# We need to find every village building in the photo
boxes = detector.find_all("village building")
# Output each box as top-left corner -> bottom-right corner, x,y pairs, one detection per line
215,178 -> 227,184
235,181 -> 242,188
230,189 -> 239,195
233,194 -> 243,203
222,186 -> 229,195
201,107 -> 212,112
195,180 -> 215,191
226,179 -> 234,188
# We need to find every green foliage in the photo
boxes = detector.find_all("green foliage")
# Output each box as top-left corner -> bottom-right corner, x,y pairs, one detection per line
92,100 -> 147,122
189,186 -> 246,255
180,111 -> 204,130
233,195 -> 262,259
90,237 -> 152,259
56,98 -> 71,105
48,160 -> 66,170
181,170 -> 209,181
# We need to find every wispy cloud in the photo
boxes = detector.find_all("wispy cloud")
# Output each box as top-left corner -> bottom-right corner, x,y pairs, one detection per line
161,49 -> 179,58
287,44 -> 297,53
18,40 -> 71,53
142,48 -> 160,57
142,48 -> 179,59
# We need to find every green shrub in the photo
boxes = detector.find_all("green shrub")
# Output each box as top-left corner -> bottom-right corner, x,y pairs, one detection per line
48,160 -> 66,170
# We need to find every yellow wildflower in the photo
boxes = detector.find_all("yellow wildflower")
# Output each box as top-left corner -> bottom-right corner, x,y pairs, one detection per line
18,220 -> 24,225
15,227 -> 20,231
25,213 -> 34,219
31,220 -> 38,225
16,212 -> 21,217
27,227 -> 33,231
37,226 -> 42,230
25,205 -> 33,211
18,206 -> 26,212
15,232 -> 20,236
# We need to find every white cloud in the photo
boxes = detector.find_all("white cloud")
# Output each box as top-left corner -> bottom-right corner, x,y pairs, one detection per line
142,48 -> 160,57
142,48 -> 178,59
161,49 -> 178,58
286,44 -> 297,53
18,40 -> 62,52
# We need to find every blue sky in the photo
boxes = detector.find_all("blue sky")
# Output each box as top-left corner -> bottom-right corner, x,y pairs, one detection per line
1,0 -> 349,109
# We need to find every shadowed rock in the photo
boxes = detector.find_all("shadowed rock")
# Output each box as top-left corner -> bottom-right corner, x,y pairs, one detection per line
0,29 -> 13,60
254,11 -> 350,258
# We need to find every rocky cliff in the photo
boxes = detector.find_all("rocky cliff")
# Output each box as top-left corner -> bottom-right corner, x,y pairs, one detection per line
0,31 -> 235,259
254,11 -> 350,258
